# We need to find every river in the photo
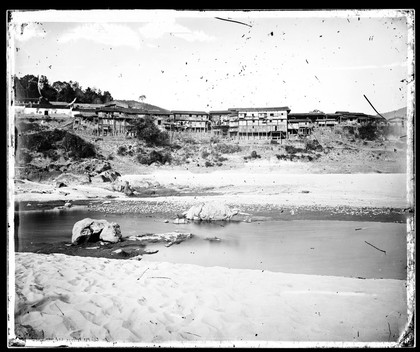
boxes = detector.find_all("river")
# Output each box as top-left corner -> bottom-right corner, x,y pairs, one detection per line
14,208 -> 407,280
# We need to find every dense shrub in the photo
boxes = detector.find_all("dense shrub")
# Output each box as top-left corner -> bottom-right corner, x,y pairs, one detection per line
62,132 -> 96,158
285,145 -> 305,154
117,145 -> 127,156
17,121 -> 46,133
131,117 -> 170,146
205,160 -> 214,167
20,129 -> 67,153
358,123 -> 378,141
342,125 -> 356,135
210,136 -> 220,144
201,150 -> 210,159
214,143 -> 242,154
305,139 -> 323,152
137,150 -> 172,165
18,150 -> 33,164
244,150 -> 261,160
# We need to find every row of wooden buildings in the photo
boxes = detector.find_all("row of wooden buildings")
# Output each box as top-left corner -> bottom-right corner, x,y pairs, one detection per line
15,99 -> 393,139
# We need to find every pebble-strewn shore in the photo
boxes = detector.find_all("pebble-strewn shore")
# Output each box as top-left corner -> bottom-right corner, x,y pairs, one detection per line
87,200 -> 409,223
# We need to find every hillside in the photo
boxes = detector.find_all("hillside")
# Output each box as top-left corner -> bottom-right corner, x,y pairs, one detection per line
379,107 -> 407,120
109,100 -> 170,113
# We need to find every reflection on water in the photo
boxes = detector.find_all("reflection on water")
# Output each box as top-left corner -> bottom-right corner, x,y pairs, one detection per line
14,209 -> 407,280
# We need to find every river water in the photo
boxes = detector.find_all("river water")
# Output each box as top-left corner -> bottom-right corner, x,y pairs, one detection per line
14,208 -> 407,280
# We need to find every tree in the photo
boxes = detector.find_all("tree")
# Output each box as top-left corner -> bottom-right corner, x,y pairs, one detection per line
102,91 -> 113,104
139,95 -> 146,102
52,81 -> 76,103
15,74 -> 114,104
38,75 -> 57,101
18,74 -> 40,99
131,116 -> 169,146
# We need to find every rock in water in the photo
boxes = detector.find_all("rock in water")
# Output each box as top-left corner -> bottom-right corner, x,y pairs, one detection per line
72,218 -> 95,244
100,222 -> 122,243
183,202 -> 240,221
71,218 -> 121,244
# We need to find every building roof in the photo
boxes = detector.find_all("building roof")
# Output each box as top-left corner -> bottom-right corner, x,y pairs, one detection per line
171,110 -> 209,115
146,110 -> 171,115
209,110 -> 231,114
74,112 -> 97,117
74,103 -> 106,109
96,106 -> 148,114
229,106 -> 291,112
49,101 -> 73,107
288,118 -> 313,123
288,112 -> 326,117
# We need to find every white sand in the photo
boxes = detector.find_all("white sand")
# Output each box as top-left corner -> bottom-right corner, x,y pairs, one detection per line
121,172 -> 409,208
13,252 -> 408,346
15,172 -> 409,209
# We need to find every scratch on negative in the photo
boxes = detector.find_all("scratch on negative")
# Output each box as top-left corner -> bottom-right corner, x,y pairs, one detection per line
215,17 -> 252,28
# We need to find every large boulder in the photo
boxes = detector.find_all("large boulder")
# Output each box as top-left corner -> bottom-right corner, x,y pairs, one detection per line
123,181 -> 134,196
71,218 -> 121,244
183,202 -> 240,221
99,222 -> 122,243
94,161 -> 112,174
92,170 -> 121,183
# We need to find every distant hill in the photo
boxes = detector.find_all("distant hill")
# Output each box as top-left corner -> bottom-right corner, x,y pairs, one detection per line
109,100 -> 170,113
379,107 -> 407,120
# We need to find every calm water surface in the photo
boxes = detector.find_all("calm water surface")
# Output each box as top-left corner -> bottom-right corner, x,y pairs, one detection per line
15,208 -> 407,280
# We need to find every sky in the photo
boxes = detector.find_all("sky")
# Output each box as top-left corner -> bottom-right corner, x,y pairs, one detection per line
8,9 -> 414,114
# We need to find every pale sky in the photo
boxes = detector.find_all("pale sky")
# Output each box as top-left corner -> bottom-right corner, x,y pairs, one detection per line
8,9 -> 414,114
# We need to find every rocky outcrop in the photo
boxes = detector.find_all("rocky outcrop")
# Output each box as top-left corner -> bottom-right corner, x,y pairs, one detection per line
92,170 -> 121,183
126,232 -> 193,247
94,161 -> 112,174
71,218 -> 122,244
183,202 -> 241,221
55,173 -> 91,187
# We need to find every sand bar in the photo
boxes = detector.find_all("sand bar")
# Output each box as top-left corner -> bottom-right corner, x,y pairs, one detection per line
13,252 -> 408,346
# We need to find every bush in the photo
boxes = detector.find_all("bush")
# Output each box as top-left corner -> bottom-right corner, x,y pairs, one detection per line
244,151 -> 261,160
205,160 -> 214,167
19,150 -> 33,164
117,145 -> 127,156
285,145 -> 305,154
62,132 -> 96,158
214,143 -> 242,154
17,121 -> 45,133
131,117 -> 170,146
137,150 -> 172,165
343,126 -> 356,135
136,154 -> 149,165
201,150 -> 210,159
20,129 -> 67,153
358,123 -> 378,141
305,139 -> 323,152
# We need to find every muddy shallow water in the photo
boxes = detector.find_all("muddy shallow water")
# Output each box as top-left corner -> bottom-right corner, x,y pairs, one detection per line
14,208 -> 407,280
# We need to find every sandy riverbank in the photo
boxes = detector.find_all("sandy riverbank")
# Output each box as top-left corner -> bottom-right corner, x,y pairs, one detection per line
12,252 -> 408,347
14,172 -> 410,209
